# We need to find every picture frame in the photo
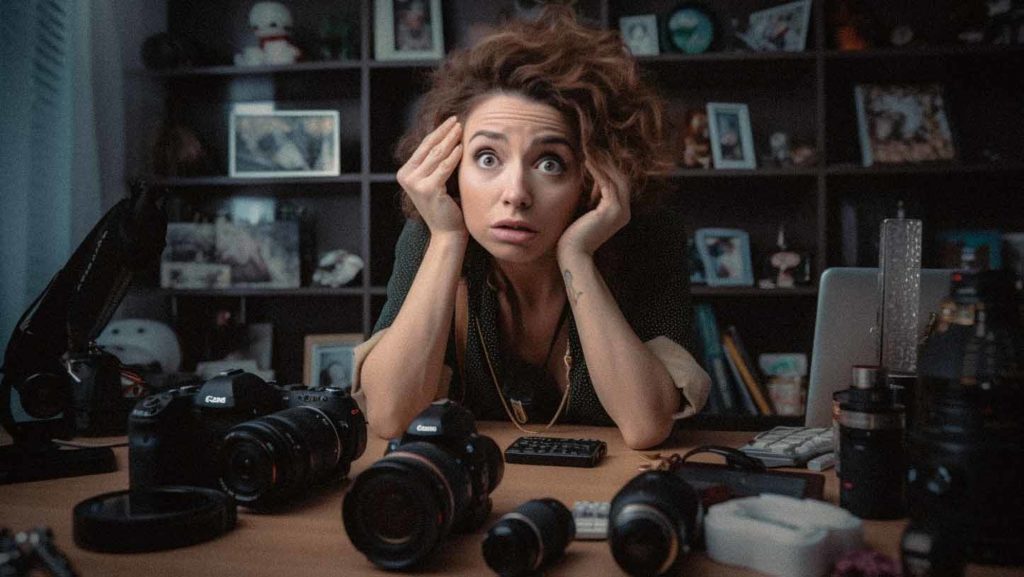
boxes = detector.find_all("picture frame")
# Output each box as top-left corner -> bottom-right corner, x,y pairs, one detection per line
229,109 -> 340,178
695,228 -> 754,287
304,333 -> 364,389
854,83 -> 956,166
687,236 -> 706,284
739,0 -> 812,52
706,102 -> 756,170
160,261 -> 231,289
936,229 -> 1003,271
620,15 -> 660,56
215,220 -> 301,288
374,0 -> 444,61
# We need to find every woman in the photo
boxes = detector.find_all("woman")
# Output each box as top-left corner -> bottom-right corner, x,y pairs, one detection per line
352,7 -> 710,449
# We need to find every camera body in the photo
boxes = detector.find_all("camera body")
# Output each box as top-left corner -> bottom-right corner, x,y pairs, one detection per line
384,400 -> 503,531
128,369 -> 364,496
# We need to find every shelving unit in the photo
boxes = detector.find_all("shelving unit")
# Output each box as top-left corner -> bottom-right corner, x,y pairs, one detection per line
126,1 -> 1023,427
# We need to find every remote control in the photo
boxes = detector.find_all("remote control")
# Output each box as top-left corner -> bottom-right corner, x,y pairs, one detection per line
504,436 -> 607,468
572,500 -> 610,540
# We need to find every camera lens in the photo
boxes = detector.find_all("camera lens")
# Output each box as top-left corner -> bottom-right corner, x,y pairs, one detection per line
609,471 -> 701,577
343,441 -> 471,570
482,498 -> 574,577
217,405 -> 351,508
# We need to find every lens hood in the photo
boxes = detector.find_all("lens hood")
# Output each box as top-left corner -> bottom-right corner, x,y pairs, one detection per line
73,485 -> 236,553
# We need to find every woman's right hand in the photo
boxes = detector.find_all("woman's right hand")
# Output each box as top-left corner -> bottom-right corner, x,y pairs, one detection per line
396,116 -> 466,237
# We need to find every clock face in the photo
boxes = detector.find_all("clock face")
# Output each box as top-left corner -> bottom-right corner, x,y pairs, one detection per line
667,7 -> 715,54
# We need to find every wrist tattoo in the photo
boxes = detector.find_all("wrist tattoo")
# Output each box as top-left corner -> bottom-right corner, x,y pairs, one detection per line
563,269 -> 583,304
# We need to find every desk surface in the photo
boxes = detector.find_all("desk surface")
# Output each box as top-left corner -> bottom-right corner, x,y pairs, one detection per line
1,423 -> 1018,577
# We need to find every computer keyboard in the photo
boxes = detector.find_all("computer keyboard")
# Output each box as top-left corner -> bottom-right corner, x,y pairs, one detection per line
738,426 -> 834,468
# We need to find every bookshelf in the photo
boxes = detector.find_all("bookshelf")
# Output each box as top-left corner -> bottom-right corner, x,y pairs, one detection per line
123,0 -> 1024,428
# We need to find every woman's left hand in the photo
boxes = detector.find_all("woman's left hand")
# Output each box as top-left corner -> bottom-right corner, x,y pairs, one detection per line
557,155 -> 631,262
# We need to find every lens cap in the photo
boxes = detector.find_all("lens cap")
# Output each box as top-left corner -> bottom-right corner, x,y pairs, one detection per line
73,486 -> 237,553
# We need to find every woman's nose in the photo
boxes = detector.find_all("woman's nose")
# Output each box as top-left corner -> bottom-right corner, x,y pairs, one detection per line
499,167 -> 532,208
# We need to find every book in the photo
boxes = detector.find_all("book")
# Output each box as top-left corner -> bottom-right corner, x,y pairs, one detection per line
722,333 -> 773,415
721,336 -> 759,415
725,325 -> 775,415
694,304 -> 739,413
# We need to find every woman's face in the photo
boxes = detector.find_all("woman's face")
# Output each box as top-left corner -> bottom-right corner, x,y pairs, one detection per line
458,93 -> 583,265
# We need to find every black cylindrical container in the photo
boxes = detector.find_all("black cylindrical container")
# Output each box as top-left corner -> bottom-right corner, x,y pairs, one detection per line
907,270 -> 1024,567
838,365 -> 906,519
482,498 -> 574,577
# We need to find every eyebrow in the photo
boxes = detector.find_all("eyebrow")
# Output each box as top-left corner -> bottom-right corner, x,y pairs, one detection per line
469,130 -> 575,151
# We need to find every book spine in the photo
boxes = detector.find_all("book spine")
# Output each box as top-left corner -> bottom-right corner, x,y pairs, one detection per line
722,335 -> 758,415
696,304 -> 737,413
722,333 -> 773,415
727,325 -> 775,413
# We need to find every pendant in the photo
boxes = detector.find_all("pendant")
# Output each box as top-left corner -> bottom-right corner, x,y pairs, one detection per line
510,398 -> 529,425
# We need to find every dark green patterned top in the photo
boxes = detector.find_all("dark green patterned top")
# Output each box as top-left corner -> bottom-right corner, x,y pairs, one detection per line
373,210 -> 697,426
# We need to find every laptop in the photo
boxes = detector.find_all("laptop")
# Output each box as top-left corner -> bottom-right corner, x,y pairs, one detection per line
804,268 -> 953,427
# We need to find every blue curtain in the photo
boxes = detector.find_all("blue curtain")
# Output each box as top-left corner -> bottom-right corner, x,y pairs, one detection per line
0,0 -> 112,357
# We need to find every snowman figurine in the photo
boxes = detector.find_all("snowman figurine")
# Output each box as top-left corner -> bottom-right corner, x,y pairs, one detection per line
235,1 -> 302,66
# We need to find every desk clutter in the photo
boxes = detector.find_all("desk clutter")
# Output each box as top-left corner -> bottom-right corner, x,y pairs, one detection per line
2,272 -> 1023,576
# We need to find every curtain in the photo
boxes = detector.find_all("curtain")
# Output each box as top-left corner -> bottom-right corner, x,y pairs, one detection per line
0,0 -> 124,356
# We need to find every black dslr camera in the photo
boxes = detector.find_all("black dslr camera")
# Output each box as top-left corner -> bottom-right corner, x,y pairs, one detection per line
343,400 -> 504,570
128,369 -> 366,509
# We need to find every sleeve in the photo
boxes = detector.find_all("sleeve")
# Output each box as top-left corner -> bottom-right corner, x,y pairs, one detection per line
348,219 -> 455,413
372,219 -> 431,334
619,210 -> 710,417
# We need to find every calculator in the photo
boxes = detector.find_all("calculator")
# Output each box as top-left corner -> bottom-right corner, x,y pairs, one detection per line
504,436 -> 607,468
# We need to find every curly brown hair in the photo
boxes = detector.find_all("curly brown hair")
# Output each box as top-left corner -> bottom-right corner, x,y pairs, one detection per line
395,5 -> 674,218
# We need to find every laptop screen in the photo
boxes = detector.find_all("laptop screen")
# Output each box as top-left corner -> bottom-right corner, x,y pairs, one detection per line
804,268 -> 953,427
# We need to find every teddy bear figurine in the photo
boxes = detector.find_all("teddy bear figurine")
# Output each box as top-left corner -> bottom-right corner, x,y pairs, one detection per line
681,108 -> 711,169
235,1 -> 302,66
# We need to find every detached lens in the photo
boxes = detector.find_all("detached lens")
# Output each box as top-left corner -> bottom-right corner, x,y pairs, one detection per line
608,471 -> 701,577
482,498 -> 574,577
218,406 -> 343,508
343,442 -> 470,570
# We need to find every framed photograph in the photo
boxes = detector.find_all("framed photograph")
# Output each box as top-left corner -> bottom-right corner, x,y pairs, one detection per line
855,83 -> 956,166
620,15 -> 660,56
229,109 -> 340,178
739,0 -> 812,52
936,229 -> 1002,271
215,220 -> 300,288
687,236 -> 706,284
374,0 -> 444,61
160,261 -> 231,289
706,102 -> 756,170
162,222 -> 217,263
304,333 -> 364,389
695,228 -> 754,287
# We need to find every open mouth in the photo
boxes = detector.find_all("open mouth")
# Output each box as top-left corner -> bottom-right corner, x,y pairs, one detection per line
491,221 -> 539,243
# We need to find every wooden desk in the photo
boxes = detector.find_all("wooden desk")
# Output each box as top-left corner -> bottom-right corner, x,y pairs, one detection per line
0,424 -> 1018,576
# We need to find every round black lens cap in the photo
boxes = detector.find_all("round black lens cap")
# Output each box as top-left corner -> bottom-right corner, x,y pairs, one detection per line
73,486 -> 237,553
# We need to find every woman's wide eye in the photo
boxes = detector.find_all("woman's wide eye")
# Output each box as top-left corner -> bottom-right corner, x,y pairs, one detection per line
537,157 -> 564,175
476,152 -> 498,168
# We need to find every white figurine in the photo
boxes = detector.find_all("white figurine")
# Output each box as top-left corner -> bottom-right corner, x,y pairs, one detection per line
313,249 -> 365,288
235,1 -> 302,66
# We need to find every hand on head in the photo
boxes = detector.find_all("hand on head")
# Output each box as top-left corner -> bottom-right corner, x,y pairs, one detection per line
557,152 -> 631,261
396,115 -> 466,238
